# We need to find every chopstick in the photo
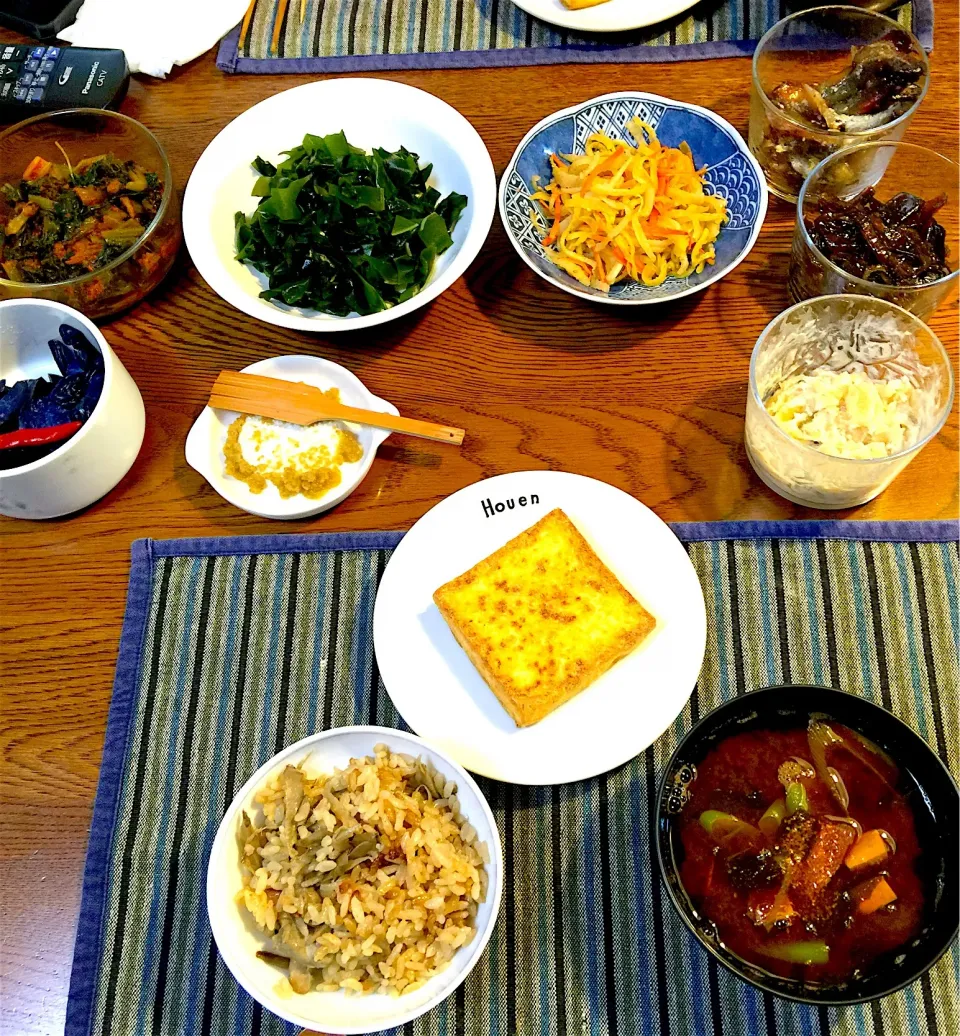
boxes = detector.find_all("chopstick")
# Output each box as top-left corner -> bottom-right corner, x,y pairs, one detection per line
209,371 -> 466,445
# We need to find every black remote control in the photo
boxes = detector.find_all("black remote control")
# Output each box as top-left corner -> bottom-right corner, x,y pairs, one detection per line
0,44 -> 128,123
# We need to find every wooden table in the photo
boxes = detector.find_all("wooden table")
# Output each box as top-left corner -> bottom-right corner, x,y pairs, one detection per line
2,8 -> 957,1031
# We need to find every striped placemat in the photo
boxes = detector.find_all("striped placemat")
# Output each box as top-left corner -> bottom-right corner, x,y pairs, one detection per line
215,0 -> 933,72
66,520 -> 959,1036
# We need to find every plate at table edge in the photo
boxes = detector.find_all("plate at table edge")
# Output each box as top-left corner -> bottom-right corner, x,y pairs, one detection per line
181,77 -> 497,332
372,470 -> 707,784
184,355 -> 398,519
507,0 -> 699,33
499,90 -> 768,305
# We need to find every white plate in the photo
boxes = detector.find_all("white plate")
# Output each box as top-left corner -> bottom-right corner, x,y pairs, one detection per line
182,78 -> 496,332
185,355 -> 397,519
508,0 -> 698,33
207,726 -> 503,1034
373,471 -> 706,784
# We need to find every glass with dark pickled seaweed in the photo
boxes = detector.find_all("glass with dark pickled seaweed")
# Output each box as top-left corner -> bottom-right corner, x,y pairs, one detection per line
676,722 -> 926,985
790,141 -> 959,318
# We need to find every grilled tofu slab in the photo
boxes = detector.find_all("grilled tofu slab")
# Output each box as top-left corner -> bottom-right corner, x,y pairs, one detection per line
433,508 -> 655,726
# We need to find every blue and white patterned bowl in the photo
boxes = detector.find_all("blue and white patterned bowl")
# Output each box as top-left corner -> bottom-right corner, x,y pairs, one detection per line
499,92 -> 768,305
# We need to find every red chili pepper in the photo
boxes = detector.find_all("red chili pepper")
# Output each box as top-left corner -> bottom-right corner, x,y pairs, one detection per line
0,421 -> 82,451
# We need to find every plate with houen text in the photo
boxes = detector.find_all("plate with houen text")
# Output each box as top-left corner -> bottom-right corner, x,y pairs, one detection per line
373,470 -> 706,784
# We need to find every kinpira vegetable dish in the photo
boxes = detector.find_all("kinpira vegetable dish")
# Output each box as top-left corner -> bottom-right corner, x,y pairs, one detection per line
530,117 -> 727,291
678,717 -> 924,983
1,151 -> 163,285
234,131 -> 468,317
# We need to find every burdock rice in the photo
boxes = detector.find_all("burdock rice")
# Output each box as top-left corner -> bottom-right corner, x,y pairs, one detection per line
237,745 -> 489,997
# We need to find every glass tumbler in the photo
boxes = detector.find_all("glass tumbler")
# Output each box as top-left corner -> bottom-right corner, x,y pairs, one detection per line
789,141 -> 959,319
750,6 -> 929,203
745,295 -> 953,509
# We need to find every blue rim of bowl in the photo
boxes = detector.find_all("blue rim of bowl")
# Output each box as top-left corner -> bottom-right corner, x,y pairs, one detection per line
497,90 -> 769,306
655,685 -> 960,1005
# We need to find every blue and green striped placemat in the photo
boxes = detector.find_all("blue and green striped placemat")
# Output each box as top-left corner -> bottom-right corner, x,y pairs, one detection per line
215,0 -> 932,72
66,520 -> 959,1036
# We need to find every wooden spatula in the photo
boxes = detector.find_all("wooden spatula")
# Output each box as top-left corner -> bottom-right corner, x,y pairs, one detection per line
208,371 -> 464,445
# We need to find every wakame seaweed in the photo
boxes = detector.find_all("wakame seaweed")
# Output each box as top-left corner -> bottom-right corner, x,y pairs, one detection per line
234,131 -> 468,317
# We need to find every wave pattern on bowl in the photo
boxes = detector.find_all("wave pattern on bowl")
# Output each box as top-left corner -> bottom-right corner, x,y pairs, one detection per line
500,93 -> 766,303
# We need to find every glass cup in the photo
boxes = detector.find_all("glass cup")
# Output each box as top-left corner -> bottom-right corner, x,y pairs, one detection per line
0,109 -> 181,320
745,295 -> 953,509
750,6 -> 929,203
789,141 -> 959,319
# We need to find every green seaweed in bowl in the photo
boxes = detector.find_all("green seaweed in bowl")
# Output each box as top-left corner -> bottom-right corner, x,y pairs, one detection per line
234,131 -> 467,318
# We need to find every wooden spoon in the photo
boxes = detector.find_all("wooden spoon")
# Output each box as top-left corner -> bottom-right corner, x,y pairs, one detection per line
208,371 -> 465,445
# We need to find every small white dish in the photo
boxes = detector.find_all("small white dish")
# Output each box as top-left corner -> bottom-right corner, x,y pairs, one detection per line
509,0 -> 698,33
207,725 -> 503,1035
185,355 -> 397,519
373,470 -> 707,785
0,298 -> 145,520
183,77 -> 496,332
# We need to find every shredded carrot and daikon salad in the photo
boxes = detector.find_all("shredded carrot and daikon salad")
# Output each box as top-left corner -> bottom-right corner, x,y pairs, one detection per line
530,117 -> 728,291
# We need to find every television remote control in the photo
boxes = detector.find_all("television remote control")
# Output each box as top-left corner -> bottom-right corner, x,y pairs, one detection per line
0,43 -> 128,123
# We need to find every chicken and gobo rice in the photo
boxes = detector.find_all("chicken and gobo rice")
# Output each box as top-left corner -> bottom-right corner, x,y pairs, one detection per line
237,746 -> 489,997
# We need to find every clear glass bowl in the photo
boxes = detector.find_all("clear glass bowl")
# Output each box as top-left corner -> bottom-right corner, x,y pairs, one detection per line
750,6 -> 929,203
0,109 -> 181,319
789,141 -> 959,319
745,295 -> 953,509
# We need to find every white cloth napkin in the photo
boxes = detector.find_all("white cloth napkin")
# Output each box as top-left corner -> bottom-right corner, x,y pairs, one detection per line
59,0 -> 252,78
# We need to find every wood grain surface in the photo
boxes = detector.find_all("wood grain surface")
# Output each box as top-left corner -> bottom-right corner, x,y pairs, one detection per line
1,9 -> 958,1033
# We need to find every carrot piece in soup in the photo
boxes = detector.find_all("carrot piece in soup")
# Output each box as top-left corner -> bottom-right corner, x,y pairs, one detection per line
853,876 -> 897,914
845,829 -> 890,870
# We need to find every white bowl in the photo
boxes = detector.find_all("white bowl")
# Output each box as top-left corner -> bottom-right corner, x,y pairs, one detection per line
207,725 -> 503,1035
0,299 -> 145,519
183,78 -> 497,332
185,355 -> 398,519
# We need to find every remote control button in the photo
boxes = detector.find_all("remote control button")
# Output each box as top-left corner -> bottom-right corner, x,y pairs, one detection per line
31,46 -> 47,59
17,72 -> 34,88
40,60 -> 56,74
1,46 -> 15,60
0,82 -> 12,99
0,61 -> 20,79
26,87 -> 45,104
44,47 -> 61,60
24,59 -> 39,72
33,74 -> 50,87
13,86 -> 27,102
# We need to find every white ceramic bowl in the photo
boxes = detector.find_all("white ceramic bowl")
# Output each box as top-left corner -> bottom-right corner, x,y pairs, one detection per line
183,78 -> 496,332
185,354 -> 397,519
0,299 -> 145,519
207,725 -> 503,1035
